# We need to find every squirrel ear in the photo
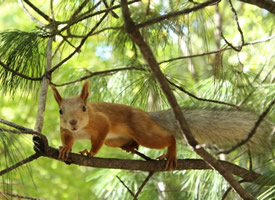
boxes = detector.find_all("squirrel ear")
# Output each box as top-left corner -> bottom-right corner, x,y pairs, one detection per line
80,81 -> 89,104
50,84 -> 63,106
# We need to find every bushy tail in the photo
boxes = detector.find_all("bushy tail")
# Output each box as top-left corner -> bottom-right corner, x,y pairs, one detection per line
148,108 -> 274,154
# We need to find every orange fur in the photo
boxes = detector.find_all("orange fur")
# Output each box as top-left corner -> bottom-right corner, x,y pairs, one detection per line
51,81 -> 177,170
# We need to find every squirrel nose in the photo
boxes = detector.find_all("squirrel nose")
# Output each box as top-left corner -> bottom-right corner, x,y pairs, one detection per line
69,120 -> 77,126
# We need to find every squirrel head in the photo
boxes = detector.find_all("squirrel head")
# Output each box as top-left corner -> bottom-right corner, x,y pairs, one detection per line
50,81 -> 90,132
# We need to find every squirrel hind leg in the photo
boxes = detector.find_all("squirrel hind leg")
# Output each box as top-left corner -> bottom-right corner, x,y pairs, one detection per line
157,152 -> 177,170
158,137 -> 177,170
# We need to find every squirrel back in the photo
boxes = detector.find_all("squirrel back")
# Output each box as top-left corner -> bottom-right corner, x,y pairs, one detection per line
148,108 -> 274,153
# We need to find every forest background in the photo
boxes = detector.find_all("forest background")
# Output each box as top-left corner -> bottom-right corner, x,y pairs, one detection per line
0,0 -> 275,199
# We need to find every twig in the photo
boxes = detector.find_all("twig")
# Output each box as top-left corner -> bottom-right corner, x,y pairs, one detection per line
158,34 -> 275,65
0,60 -> 42,81
137,0 -> 221,28
51,66 -> 146,87
67,0 -> 90,37
102,0 -> 119,18
221,0 -> 244,52
0,118 -> 36,132
0,118 -> 48,150
23,0 -> 56,23
218,98 -> 275,154
0,127 -> 42,137
0,153 -> 40,176
57,0 -> 140,35
134,172 -> 154,200
18,0 -> 45,26
167,79 -> 240,109
48,5 -> 111,75
120,0 -> 254,199
4,192 -> 41,200
134,150 -> 152,161
116,176 -> 135,197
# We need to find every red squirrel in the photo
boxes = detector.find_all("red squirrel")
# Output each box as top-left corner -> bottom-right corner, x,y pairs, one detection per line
51,81 -> 177,170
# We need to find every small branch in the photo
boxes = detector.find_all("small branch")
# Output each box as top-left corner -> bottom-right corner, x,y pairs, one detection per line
218,98 -> 275,154
0,118 -> 36,132
0,60 -> 42,81
134,172 -> 154,200
167,79 -> 240,109
137,0 -> 221,28
4,192 -> 41,200
158,34 -> 275,65
50,66 -> 146,87
116,176 -> 135,197
23,0 -> 56,23
134,150 -> 152,161
18,0 -> 45,26
221,0 -> 244,52
0,118 -> 48,150
48,6 -> 111,75
57,0 -> 139,35
0,153 -> 40,176
0,127 -> 43,137
102,0 -> 119,18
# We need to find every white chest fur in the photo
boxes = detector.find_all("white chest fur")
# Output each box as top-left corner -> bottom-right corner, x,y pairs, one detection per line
72,129 -> 91,140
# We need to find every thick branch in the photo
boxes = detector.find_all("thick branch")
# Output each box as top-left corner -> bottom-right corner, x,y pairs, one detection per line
42,146 -> 260,183
238,0 -> 275,14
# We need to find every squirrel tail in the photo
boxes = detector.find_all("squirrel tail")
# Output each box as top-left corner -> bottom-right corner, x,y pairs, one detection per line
148,108 -> 274,154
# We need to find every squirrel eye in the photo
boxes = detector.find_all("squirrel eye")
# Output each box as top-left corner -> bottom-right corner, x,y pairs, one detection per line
82,105 -> 86,112
59,108 -> 63,115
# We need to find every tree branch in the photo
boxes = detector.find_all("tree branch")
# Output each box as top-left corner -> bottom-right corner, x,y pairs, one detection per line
0,153 -> 40,176
48,5 -> 111,75
42,146 -> 261,182
0,60 -> 42,81
50,66 -> 146,87
137,0 -> 221,28
134,172 -> 154,200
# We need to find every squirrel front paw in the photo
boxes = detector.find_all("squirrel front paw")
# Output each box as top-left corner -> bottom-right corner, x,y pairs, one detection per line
79,149 -> 94,158
59,146 -> 72,160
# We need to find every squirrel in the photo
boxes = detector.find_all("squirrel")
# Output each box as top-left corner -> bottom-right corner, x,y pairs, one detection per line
51,81 -> 274,170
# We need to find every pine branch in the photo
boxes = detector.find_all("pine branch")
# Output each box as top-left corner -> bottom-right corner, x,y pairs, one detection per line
166,79 -> 240,109
134,172 -> 154,200
0,153 -> 40,176
18,0 -> 45,26
48,5 -> 112,75
137,0 -> 221,28
0,60 -> 42,81
50,66 -> 146,87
